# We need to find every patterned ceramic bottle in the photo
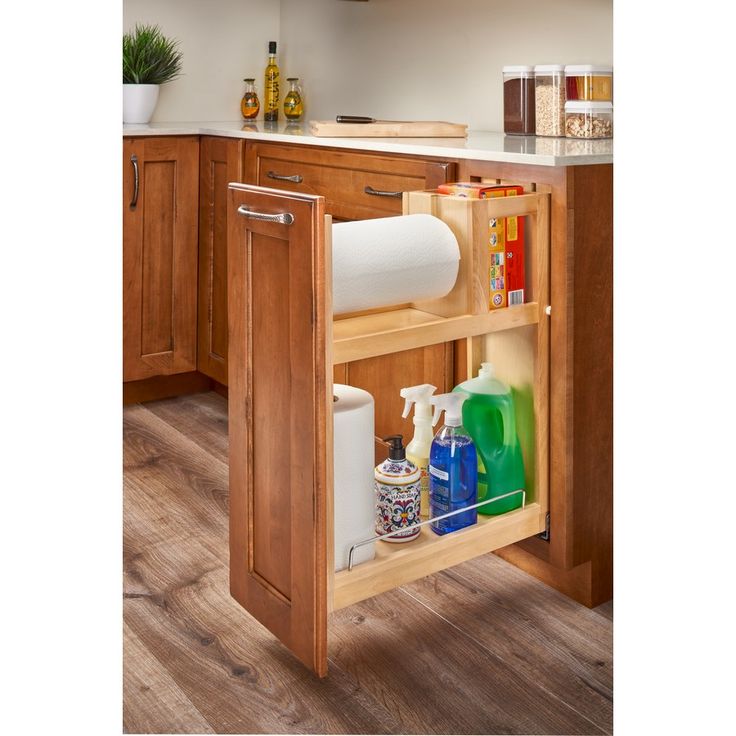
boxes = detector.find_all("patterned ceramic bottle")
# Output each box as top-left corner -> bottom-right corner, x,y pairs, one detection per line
374,435 -> 422,543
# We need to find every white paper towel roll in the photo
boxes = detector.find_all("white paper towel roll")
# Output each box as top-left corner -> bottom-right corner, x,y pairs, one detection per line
332,214 -> 460,315
333,384 -> 376,572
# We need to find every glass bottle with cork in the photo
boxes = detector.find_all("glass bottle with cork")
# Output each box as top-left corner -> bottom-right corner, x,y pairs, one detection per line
283,77 -> 304,121
264,41 -> 280,122
240,78 -> 260,120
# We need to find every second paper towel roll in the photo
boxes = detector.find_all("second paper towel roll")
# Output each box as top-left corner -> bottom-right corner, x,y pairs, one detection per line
332,213 -> 460,315
333,384 -> 376,572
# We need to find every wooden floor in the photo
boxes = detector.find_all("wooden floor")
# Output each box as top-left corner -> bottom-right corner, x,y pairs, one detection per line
123,392 -> 613,735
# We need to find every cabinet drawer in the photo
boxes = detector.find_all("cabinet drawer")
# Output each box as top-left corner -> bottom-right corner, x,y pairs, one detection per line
244,142 -> 455,220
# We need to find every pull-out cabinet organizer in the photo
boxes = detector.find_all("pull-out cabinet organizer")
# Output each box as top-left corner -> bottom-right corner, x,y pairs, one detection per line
227,183 -> 550,676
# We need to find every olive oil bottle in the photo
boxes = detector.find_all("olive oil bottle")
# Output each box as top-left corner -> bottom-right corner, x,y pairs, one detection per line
283,78 -> 304,121
240,78 -> 260,120
264,41 -> 280,122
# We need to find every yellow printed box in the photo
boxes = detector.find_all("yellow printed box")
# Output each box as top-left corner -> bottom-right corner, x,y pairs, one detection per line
437,183 -> 525,309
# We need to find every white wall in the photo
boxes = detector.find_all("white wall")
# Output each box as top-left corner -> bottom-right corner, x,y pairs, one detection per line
279,0 -> 613,131
123,0 -> 280,122
123,0 -> 612,131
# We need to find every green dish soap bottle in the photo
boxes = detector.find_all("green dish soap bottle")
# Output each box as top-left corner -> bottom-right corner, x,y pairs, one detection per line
453,363 -> 525,515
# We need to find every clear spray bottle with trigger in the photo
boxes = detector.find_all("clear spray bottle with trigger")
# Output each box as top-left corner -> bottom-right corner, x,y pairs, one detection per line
400,383 -> 437,519
428,392 -> 478,535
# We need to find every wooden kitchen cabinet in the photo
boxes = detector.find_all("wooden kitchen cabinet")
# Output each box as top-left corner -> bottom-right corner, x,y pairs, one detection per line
123,136 -> 199,382
226,182 -> 551,676
197,136 -> 244,385
120,130 -> 612,613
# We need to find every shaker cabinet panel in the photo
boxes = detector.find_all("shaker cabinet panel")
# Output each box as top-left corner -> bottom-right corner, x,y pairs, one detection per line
198,136 -> 244,384
123,136 -> 199,382
227,184 -> 331,677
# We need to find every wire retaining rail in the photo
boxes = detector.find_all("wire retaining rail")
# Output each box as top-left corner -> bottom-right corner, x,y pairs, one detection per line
347,489 -> 526,571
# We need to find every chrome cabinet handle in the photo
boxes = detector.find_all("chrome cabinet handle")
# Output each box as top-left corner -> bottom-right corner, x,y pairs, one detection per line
364,185 -> 402,198
130,154 -> 139,209
237,205 -> 294,225
267,170 -> 303,184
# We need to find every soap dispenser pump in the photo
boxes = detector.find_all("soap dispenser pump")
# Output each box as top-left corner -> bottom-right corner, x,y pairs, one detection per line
428,392 -> 478,535
400,383 -> 437,518
374,434 -> 422,543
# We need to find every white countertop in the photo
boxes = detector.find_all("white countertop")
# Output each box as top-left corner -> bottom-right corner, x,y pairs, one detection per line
122,120 -> 612,167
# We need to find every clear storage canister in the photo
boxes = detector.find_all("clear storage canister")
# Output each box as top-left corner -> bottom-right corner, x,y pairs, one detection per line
503,65 -> 535,135
565,101 -> 613,139
534,64 -> 565,137
564,64 -> 613,101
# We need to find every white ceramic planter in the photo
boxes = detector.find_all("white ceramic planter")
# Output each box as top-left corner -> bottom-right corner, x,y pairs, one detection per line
123,84 -> 160,124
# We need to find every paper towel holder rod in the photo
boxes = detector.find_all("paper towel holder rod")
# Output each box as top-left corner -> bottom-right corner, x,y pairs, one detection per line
346,489 -> 526,571
237,205 -> 294,225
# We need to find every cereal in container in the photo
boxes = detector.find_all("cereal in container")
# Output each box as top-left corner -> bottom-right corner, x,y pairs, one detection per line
564,101 -> 613,139
534,64 -> 566,137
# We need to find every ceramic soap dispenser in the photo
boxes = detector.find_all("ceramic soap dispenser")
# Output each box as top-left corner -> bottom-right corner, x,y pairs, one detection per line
374,435 -> 421,543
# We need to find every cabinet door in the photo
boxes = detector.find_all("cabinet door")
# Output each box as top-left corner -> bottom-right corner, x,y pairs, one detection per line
123,136 -> 199,381
198,136 -> 244,384
227,183 -> 331,677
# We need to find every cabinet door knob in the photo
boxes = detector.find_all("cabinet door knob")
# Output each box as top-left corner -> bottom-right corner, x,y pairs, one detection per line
129,154 -> 139,209
237,205 -> 294,225
364,185 -> 402,199
266,170 -> 303,184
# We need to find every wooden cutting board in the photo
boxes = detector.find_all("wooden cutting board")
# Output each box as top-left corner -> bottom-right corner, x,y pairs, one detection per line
309,120 -> 468,138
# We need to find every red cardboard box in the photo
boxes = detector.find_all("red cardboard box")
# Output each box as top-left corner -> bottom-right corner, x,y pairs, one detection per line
437,183 -> 526,308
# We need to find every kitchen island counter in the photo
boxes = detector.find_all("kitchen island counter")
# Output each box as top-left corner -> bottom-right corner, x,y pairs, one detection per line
122,120 -> 612,167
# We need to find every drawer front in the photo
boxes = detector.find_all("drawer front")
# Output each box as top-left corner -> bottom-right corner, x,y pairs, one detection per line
245,143 -> 455,220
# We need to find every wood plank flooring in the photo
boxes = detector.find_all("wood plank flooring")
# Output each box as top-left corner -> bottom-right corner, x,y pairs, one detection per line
123,392 -> 613,735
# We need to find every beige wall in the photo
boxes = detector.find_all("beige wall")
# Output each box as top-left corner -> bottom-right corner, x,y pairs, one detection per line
123,0 -> 280,122
124,0 -> 612,131
279,0 -> 613,131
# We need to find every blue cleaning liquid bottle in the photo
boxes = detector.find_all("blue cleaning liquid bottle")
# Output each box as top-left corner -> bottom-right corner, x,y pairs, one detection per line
428,392 -> 478,535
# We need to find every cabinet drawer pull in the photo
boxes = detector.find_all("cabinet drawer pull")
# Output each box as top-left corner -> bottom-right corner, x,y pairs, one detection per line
267,170 -> 303,184
237,205 -> 294,225
130,154 -> 139,209
364,185 -> 402,199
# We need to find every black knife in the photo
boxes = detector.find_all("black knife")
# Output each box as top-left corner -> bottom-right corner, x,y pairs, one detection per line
336,115 -> 406,124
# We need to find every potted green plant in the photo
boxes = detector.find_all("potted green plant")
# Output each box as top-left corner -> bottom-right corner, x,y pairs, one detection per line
123,24 -> 183,124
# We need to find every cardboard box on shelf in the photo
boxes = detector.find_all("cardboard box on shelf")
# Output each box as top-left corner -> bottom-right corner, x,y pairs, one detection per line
437,183 -> 526,309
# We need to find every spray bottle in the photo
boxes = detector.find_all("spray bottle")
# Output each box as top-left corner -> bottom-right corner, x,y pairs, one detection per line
428,392 -> 478,535
400,383 -> 437,518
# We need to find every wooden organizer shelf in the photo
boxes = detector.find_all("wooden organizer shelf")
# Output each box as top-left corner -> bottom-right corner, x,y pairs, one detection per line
227,183 -> 551,676
333,302 -> 540,363
332,190 -> 548,362
333,503 -> 545,610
